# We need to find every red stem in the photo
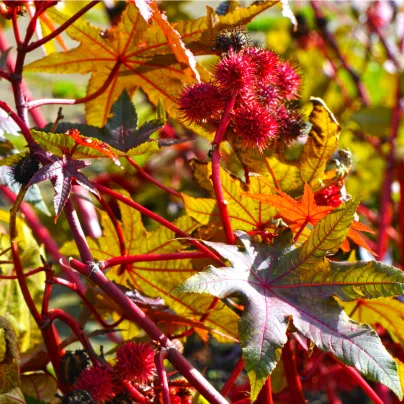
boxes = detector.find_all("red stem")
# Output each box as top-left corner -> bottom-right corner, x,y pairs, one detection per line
155,351 -> 171,404
0,68 -> 12,81
0,100 -> 36,145
282,337 -> 305,404
73,186 -> 102,238
220,357 -> 245,396
293,218 -> 309,243
27,61 -> 121,109
11,240 -> 66,391
64,200 -> 94,263
46,308 -> 98,359
121,380 -> 148,404
72,263 -> 228,404
51,277 -> 124,329
25,1 -> 100,52
0,26 -> 47,128
95,183 -> 223,265
375,78 -> 402,259
11,9 -> 22,47
0,266 -> 45,280
256,376 -> 273,404
399,162 -> 404,269
100,251 -> 209,270
211,94 -> 237,245
127,156 -> 181,198
341,364 -> 384,404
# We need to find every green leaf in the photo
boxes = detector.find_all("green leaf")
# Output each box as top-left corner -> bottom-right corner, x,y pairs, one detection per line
178,203 -> 404,400
31,129 -> 159,161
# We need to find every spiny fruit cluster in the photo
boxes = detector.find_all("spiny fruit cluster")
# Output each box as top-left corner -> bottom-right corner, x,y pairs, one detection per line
60,342 -> 156,404
179,29 -> 304,151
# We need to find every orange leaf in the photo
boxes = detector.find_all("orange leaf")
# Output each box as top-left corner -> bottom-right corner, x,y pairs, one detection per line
247,183 -> 333,232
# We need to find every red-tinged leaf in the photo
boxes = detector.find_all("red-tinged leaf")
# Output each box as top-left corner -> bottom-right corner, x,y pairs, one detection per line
65,129 -> 121,167
178,198 -> 404,400
133,0 -> 153,22
149,2 -> 200,81
27,156 -> 99,216
31,129 -> 160,161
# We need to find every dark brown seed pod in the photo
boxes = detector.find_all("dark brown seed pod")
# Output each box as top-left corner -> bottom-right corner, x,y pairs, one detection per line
58,390 -> 94,404
107,393 -> 135,404
60,349 -> 90,385
213,27 -> 251,54
11,154 -> 39,186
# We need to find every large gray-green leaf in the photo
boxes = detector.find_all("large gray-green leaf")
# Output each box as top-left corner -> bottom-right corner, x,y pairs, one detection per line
178,200 -> 404,401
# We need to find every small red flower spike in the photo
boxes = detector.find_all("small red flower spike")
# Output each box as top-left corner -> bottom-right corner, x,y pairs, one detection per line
233,103 -> 278,151
242,47 -> 279,83
275,61 -> 301,100
314,184 -> 343,208
178,82 -> 225,124
74,366 -> 116,403
215,52 -> 255,94
114,342 -> 156,384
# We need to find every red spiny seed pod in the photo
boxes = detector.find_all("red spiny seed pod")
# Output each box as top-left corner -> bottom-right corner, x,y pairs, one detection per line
275,61 -> 301,100
314,184 -> 343,207
213,27 -> 251,53
256,83 -> 280,109
74,366 -> 116,404
215,52 -> 255,94
114,342 -> 156,384
178,82 -> 225,124
233,103 -> 278,152
276,104 -> 306,144
241,47 -> 279,83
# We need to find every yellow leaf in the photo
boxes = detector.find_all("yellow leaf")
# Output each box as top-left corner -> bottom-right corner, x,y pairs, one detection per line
60,193 -> 238,342
183,167 -> 276,233
299,97 -> 340,189
341,297 -> 404,345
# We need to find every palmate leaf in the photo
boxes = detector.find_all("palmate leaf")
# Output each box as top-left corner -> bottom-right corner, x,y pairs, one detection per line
183,167 -> 276,233
26,1 -> 277,127
44,91 -> 166,153
27,156 -> 99,216
31,129 -> 160,163
60,194 -> 238,342
178,198 -> 404,401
